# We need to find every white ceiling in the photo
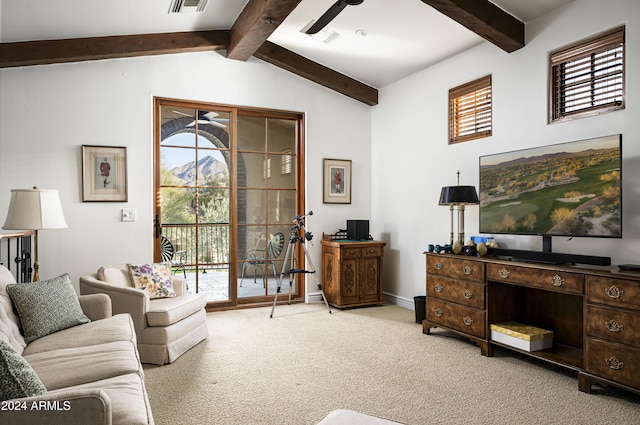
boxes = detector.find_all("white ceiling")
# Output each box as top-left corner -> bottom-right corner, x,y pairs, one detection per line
0,0 -> 574,88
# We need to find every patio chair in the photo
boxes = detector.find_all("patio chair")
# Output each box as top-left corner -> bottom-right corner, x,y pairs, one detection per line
161,236 -> 187,278
240,232 -> 285,287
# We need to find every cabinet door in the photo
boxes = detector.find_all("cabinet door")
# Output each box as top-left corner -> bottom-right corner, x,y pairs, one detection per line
340,259 -> 360,303
322,250 -> 338,302
360,257 -> 381,302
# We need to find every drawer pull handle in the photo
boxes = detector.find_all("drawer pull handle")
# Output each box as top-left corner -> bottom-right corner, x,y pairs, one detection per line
434,284 -> 443,293
435,262 -> 443,270
463,289 -> 473,299
605,285 -> 624,299
550,275 -> 565,287
462,266 -> 472,275
463,316 -> 473,326
605,319 -> 624,333
605,356 -> 624,370
498,267 -> 510,278
435,308 -> 443,317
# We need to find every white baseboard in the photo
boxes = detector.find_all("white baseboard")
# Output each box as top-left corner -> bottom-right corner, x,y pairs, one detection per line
383,292 -> 414,310
306,292 -> 323,303
307,291 -> 414,310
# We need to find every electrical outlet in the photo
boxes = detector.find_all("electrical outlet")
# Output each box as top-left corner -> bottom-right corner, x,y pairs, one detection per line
122,208 -> 137,222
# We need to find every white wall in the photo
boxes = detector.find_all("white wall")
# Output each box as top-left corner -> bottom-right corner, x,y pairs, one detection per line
4,0 -> 639,308
372,0 -> 640,306
0,51 -> 373,296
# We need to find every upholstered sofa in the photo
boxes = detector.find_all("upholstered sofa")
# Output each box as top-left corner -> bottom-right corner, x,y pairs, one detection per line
79,263 -> 208,365
0,265 -> 154,425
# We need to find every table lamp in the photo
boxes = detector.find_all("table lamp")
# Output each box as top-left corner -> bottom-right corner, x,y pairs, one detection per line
439,171 -> 479,245
3,187 -> 68,281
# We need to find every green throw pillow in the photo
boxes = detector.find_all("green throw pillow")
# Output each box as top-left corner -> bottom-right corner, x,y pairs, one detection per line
127,262 -> 177,299
0,339 -> 47,401
6,274 -> 91,344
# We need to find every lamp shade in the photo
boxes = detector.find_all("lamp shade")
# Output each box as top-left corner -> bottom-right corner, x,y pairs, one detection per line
439,186 -> 479,206
3,188 -> 68,230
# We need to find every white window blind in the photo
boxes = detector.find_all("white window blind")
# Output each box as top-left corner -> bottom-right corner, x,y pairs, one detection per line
550,27 -> 624,122
449,75 -> 492,144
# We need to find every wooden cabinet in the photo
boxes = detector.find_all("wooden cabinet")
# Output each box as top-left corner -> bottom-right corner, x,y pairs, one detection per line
424,255 -> 488,353
424,252 -> 640,396
581,275 -> 640,393
321,239 -> 385,308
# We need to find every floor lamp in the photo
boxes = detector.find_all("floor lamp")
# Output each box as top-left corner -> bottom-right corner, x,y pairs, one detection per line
3,187 -> 68,281
439,172 -> 479,246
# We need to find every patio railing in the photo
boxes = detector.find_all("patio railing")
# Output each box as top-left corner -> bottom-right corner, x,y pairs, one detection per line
162,225 -> 230,270
0,231 -> 34,282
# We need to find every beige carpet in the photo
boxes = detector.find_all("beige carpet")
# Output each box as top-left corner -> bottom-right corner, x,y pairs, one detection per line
143,304 -> 640,424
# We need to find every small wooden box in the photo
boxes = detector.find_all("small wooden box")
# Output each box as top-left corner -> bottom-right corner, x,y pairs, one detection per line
490,322 -> 553,352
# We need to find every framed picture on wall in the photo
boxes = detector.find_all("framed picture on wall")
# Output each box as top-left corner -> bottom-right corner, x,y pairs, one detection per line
323,158 -> 351,204
82,145 -> 128,202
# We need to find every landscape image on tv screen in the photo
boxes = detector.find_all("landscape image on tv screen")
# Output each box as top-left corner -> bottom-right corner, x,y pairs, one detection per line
479,135 -> 621,238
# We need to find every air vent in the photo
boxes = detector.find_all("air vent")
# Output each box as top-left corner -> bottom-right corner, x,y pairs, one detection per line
168,0 -> 209,13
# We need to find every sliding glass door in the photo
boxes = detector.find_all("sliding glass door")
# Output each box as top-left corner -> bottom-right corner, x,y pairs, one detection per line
154,98 -> 305,308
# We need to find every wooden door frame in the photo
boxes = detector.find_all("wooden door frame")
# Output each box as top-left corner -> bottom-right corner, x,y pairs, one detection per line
153,97 -> 306,309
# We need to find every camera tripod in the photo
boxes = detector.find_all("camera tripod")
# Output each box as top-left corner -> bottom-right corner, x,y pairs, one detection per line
270,211 -> 332,318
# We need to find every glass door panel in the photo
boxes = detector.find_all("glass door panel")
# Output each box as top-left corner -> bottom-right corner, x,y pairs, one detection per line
237,116 -> 266,151
267,190 -> 296,224
158,105 -> 233,303
236,114 -> 298,300
160,188 -> 196,224
237,189 -> 266,224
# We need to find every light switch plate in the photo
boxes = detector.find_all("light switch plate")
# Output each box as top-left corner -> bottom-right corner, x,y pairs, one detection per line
122,208 -> 137,222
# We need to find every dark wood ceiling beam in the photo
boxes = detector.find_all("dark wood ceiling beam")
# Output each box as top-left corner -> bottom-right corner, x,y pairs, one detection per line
255,41 -> 378,106
0,30 -> 229,68
227,0 -> 302,61
421,0 -> 524,52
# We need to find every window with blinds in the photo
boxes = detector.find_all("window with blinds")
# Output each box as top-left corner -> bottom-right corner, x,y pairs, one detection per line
550,26 -> 624,123
448,75 -> 492,144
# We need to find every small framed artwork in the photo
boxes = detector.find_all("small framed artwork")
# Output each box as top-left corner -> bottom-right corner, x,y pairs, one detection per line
323,158 -> 351,204
82,145 -> 128,202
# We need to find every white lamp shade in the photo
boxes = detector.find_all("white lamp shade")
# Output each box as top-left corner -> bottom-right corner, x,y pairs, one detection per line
3,188 -> 68,230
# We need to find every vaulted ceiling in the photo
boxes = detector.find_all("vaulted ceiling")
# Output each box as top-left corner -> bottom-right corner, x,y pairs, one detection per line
0,0 -> 573,105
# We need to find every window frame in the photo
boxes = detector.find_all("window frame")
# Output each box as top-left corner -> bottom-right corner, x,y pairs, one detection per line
448,75 -> 492,145
549,26 -> 625,124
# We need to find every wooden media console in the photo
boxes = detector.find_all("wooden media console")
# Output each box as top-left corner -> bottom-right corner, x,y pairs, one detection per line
423,252 -> 640,395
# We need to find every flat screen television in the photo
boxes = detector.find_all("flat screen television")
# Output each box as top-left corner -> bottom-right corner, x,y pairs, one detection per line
479,134 -> 621,264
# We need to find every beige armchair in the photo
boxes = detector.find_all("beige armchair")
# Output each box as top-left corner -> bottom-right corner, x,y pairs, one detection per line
79,264 -> 208,365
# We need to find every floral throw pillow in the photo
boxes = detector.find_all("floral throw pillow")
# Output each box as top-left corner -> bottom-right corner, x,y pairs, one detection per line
127,263 -> 176,299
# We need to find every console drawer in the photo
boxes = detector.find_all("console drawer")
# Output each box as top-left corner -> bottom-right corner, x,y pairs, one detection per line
586,276 -> 640,311
486,263 -> 583,294
426,256 -> 484,283
362,246 -> 382,257
426,298 -> 485,339
585,338 -> 640,389
427,275 -> 485,309
343,247 -> 361,259
586,305 -> 640,347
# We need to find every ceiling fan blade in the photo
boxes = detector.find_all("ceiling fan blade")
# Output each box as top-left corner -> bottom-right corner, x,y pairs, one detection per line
305,0 -> 348,35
